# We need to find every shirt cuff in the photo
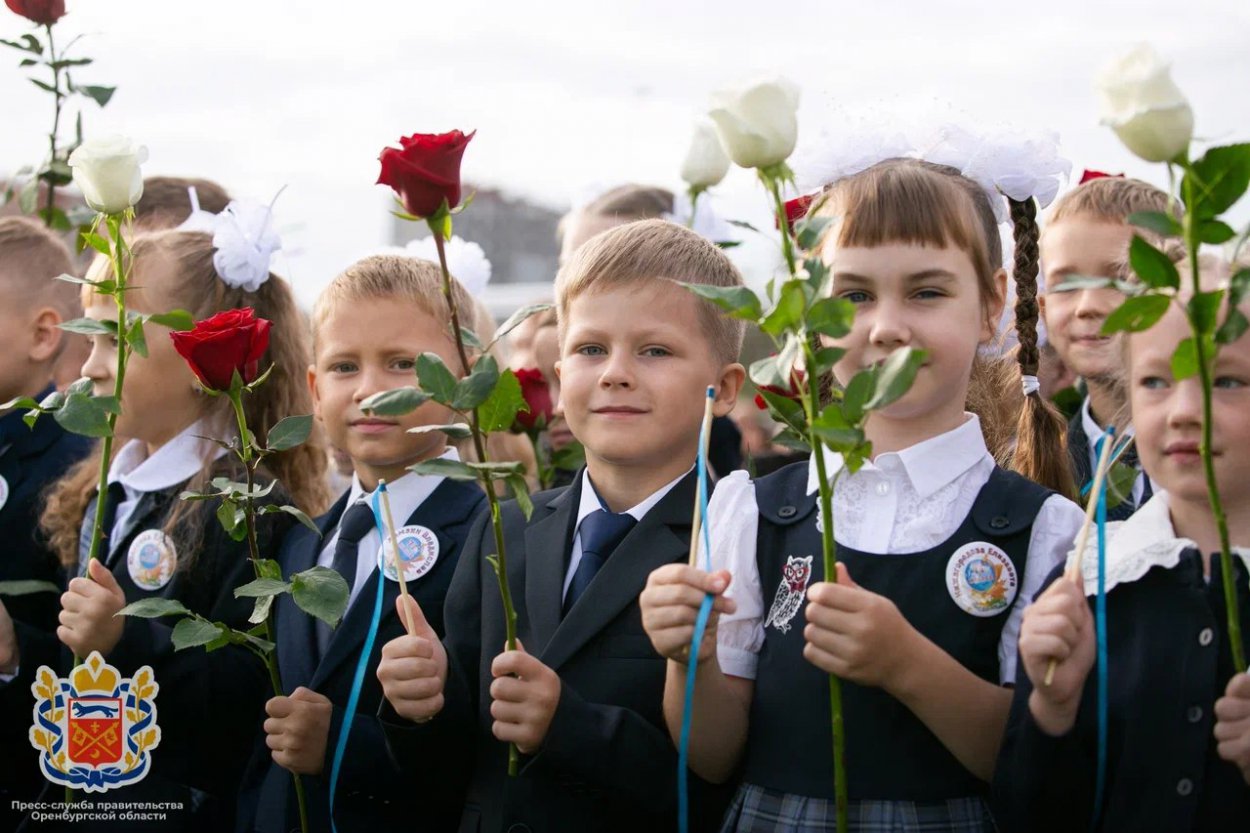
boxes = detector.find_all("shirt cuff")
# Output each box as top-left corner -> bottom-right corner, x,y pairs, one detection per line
716,645 -> 758,680
0,667 -> 18,684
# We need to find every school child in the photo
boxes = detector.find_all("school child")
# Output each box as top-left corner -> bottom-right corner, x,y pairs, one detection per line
1039,175 -> 1173,517
994,255 -> 1250,831
0,217 -> 93,827
25,223 -> 327,830
235,255 -> 487,833
640,158 -> 1086,832
376,219 -> 747,832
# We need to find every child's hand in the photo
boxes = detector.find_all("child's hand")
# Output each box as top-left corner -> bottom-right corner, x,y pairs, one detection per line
264,687 -> 333,775
377,595 -> 447,723
639,565 -> 735,665
1018,576 -> 1094,736
1215,671 -> 1250,785
802,563 -> 917,690
0,599 -> 18,674
57,559 -> 126,657
490,641 -> 560,754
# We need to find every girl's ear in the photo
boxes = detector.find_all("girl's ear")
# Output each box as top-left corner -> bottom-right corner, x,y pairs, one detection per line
983,268 -> 1009,343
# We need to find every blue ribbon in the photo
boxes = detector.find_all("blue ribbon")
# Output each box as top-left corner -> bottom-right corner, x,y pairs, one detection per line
1091,430 -> 1111,829
327,487 -> 390,833
678,389 -> 716,833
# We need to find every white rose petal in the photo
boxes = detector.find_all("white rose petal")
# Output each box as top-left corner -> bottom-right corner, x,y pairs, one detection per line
1095,44 -> 1193,163
708,77 -> 800,170
68,134 -> 148,215
680,118 -> 731,189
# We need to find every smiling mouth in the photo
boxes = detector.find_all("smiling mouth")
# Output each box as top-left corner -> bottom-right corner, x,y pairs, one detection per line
593,407 -> 647,415
350,419 -> 398,432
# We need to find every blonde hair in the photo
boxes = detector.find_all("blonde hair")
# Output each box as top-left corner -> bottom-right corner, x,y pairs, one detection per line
557,184 -> 675,244
555,219 -> 745,366
1047,176 -> 1171,227
0,216 -> 80,324
312,254 -> 478,358
816,158 -> 1076,500
133,176 -> 232,231
41,230 -> 329,568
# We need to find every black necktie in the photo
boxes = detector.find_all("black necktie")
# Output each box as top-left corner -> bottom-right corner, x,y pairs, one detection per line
563,508 -> 637,616
81,482 -> 127,572
1107,442 -> 1153,522
331,501 -> 377,595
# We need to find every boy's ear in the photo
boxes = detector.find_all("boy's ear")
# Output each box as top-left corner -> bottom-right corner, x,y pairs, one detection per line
711,362 -> 747,418
28,307 -> 63,362
307,364 -> 322,421
553,359 -> 562,381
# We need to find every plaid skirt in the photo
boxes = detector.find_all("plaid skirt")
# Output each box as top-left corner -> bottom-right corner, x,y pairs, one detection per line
721,783 -> 998,833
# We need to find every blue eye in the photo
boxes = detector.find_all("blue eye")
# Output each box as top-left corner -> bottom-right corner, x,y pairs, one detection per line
642,347 -> 671,358
392,359 -> 416,371
913,288 -> 945,300
841,290 -> 871,304
578,345 -> 606,356
1139,376 -> 1167,390
1214,376 -> 1247,390
331,362 -> 357,373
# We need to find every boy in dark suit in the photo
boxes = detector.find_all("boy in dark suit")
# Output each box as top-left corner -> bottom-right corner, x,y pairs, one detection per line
235,255 -> 487,833
0,217 -> 92,827
377,219 -> 747,833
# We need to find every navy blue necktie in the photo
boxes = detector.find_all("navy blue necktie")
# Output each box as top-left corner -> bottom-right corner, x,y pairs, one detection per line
331,501 -> 377,595
564,508 -> 637,616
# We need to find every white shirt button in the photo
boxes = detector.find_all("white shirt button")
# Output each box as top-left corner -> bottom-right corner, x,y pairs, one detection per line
875,481 -> 890,497
1198,628 -> 1214,647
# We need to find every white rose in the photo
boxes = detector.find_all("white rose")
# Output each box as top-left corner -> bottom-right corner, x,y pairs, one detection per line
69,135 -> 149,215
680,118 -> 730,189
1096,44 -> 1193,163
708,77 -> 800,170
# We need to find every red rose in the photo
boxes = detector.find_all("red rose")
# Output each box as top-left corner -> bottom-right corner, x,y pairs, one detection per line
753,367 -> 806,410
777,193 -> 814,235
377,130 -> 475,219
512,368 -> 554,433
1078,169 -> 1124,185
5,0 -> 65,24
169,308 -> 271,392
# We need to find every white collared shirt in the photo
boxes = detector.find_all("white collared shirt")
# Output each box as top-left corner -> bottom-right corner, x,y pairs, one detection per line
106,419 -> 226,555
1080,398 -> 1151,505
562,468 -> 691,602
712,413 -> 1086,684
317,448 -> 457,610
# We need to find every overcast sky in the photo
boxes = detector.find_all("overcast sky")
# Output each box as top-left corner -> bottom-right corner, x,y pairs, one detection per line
3,0 -> 1248,308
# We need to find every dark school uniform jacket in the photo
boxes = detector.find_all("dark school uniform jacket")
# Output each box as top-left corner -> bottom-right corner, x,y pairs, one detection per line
236,478 -> 486,833
993,493 -> 1250,832
382,469 -> 733,833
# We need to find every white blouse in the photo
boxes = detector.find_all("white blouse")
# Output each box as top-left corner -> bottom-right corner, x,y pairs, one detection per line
712,414 -> 1085,685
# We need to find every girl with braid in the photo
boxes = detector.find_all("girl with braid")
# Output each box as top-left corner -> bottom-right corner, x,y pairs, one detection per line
641,157 -> 1084,832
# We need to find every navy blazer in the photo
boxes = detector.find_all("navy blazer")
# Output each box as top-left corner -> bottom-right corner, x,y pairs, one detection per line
383,469 -> 732,833
0,395 -> 90,829
237,477 -> 486,833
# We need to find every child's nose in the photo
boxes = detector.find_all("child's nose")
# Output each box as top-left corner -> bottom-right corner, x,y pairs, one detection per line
598,352 -> 636,389
1073,289 -> 1109,319
81,342 -> 110,383
867,302 -> 910,347
353,365 -> 386,401
1168,378 -> 1204,427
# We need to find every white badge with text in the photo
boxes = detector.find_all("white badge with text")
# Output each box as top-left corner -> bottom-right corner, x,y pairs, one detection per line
378,525 -> 439,583
0,473 -> 9,513
127,530 -> 177,591
946,542 -> 1018,617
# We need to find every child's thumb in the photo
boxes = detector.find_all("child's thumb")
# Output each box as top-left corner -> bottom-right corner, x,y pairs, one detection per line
396,594 -> 433,638
834,562 -> 859,588
88,558 -> 120,591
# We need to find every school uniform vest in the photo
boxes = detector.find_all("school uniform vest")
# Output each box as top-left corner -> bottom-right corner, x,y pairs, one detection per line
743,462 -> 1051,801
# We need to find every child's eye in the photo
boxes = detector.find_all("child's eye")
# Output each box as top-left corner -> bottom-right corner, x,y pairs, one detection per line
577,345 -> 606,357
1214,375 -> 1247,390
840,290 -> 871,304
391,359 -> 416,371
913,288 -> 945,300
642,347 -> 671,358
1139,375 -> 1168,390
330,362 -> 357,373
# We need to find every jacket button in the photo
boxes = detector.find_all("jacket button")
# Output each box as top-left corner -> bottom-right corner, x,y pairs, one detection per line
1176,778 -> 1193,796
778,506 -> 797,519
989,516 -> 1010,530
1198,627 -> 1214,647
1187,705 -> 1203,723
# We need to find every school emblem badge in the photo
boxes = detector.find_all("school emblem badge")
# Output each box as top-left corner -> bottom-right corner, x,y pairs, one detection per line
127,529 -> 177,591
29,651 -> 161,792
946,541 -> 1018,617
379,524 -> 439,583
765,555 -> 813,633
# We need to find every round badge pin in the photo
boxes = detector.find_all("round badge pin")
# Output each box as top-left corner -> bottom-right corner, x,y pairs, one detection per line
127,529 -> 177,591
378,525 -> 440,583
0,474 -> 9,513
946,541 -> 1018,617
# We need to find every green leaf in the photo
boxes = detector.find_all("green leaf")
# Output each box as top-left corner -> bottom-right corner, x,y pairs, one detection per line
0,579 -> 61,596
1170,335 -> 1213,380
681,284 -> 763,322
171,617 -> 228,651
1128,236 -> 1179,290
216,501 -> 243,537
117,597 -> 192,619
810,405 -> 865,449
81,231 -> 110,256
841,367 -> 875,425
795,216 -> 834,252
757,388 -> 808,436
29,77 -> 56,94
59,317 -> 116,336
53,392 -> 114,438
726,219 -> 760,234
551,442 -> 585,472
1199,220 -> 1236,245
147,309 -> 195,331
258,504 -> 320,535
748,355 -> 786,389
1187,290 -> 1225,336
806,297 -> 855,339
1103,461 -> 1139,511
266,414 -> 313,451
233,578 -> 291,598
408,423 -> 473,439
467,460 -> 526,478
78,85 -> 115,107
409,457 -> 481,481
1128,210 -> 1182,238
18,177 -> 38,214
477,366 -> 525,433
1216,310 -> 1249,345
864,347 -> 927,411
0,395 -> 42,413
290,566 -> 350,627
255,558 -> 283,581
416,352 -> 459,404
127,316 -> 148,359
490,303 -> 554,347
457,327 -> 483,351
1185,143 -> 1250,219
451,354 -> 499,411
1102,293 -> 1172,334
759,280 -> 808,337
1229,267 -> 1250,308
361,386 -> 433,417
508,474 -> 534,521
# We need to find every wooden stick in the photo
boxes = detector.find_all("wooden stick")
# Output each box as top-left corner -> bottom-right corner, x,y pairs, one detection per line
1044,431 -> 1117,686
377,479 -> 414,635
688,387 -> 717,568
